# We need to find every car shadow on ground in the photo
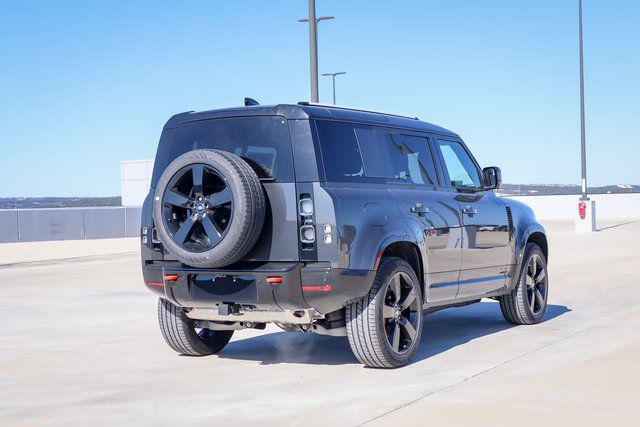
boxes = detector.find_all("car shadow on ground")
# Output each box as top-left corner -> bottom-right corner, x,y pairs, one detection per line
217,302 -> 570,366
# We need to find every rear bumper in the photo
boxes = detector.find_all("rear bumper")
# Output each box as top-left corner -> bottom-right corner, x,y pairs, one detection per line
143,261 -> 374,316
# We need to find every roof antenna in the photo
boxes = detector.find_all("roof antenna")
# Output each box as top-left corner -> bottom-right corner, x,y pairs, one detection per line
244,97 -> 260,106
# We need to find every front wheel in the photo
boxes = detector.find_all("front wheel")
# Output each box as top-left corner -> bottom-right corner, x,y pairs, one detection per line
346,257 -> 423,368
499,243 -> 549,325
157,298 -> 233,356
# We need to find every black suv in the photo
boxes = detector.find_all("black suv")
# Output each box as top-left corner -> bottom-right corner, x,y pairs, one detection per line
141,102 -> 548,368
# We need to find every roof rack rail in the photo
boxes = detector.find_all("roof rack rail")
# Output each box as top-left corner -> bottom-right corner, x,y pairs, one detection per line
297,102 -> 419,120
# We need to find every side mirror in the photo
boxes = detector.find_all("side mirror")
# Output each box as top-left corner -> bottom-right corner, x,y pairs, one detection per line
482,166 -> 502,190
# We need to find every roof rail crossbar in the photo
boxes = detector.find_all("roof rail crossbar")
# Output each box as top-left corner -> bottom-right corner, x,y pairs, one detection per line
297,102 -> 418,120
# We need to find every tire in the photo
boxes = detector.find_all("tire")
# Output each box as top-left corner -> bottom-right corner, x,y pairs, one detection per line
345,257 -> 424,368
157,298 -> 233,356
153,149 -> 265,268
499,243 -> 549,325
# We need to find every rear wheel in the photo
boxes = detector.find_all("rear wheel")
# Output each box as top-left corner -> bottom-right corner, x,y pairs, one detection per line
499,243 -> 549,325
345,257 -> 423,368
157,298 -> 233,356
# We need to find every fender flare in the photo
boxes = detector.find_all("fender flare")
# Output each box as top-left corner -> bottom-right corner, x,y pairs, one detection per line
507,222 -> 548,290
516,224 -> 547,265
371,233 -> 416,270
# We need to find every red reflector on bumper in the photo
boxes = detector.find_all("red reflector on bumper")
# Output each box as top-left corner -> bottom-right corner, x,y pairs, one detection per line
301,284 -> 332,292
163,274 -> 180,282
266,276 -> 283,284
147,281 -> 164,287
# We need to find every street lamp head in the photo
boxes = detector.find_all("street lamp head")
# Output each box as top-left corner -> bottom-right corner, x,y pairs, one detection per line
322,72 -> 347,77
298,16 -> 334,23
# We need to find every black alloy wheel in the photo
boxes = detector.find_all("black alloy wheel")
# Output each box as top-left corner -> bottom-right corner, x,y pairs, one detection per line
499,243 -> 549,325
382,271 -> 421,354
162,163 -> 233,252
525,253 -> 548,316
345,257 -> 424,368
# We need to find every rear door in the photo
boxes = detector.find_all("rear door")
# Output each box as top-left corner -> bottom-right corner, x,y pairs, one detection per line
433,137 -> 509,297
169,116 -> 300,262
380,130 -> 463,303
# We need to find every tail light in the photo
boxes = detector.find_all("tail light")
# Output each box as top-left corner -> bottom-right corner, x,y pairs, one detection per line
299,193 -> 316,249
298,198 -> 314,216
300,225 -> 316,243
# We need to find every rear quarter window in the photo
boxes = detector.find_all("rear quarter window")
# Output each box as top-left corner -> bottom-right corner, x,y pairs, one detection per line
315,120 -> 387,182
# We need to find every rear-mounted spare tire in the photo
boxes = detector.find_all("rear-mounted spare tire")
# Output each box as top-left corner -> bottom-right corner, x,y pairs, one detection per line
153,149 -> 265,268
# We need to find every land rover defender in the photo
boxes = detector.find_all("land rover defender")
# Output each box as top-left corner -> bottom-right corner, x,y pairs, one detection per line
141,101 -> 549,368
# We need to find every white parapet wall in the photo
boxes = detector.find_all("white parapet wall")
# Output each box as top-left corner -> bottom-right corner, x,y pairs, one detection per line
502,193 -> 640,220
121,159 -> 154,206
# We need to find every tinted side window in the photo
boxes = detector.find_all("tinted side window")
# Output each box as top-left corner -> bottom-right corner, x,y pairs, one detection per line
437,140 -> 482,188
355,128 -> 386,177
315,121 -> 387,182
379,131 -> 438,185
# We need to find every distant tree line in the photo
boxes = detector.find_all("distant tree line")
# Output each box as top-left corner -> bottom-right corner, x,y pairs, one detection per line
0,197 -> 122,209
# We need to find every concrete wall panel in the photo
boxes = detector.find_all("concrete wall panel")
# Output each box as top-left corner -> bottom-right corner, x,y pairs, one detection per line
84,208 -> 126,239
0,210 -> 19,243
506,193 -> 640,220
121,161 -> 149,180
18,209 -> 84,242
2,193 -> 640,244
125,207 -> 142,237
121,180 -> 151,207
121,159 -> 154,206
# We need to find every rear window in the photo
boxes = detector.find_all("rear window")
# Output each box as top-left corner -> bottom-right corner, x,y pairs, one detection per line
315,120 -> 387,182
169,116 -> 294,182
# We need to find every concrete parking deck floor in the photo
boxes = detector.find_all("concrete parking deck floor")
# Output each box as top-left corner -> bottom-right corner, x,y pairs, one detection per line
1,220 -> 639,426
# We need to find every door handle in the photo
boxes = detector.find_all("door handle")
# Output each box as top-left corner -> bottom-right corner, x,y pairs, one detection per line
411,203 -> 429,216
462,206 -> 477,216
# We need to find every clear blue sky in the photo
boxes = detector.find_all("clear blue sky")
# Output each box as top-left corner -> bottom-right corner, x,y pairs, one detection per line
1,0 -> 638,197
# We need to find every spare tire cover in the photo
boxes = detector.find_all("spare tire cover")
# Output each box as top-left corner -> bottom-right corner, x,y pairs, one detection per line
153,149 -> 265,268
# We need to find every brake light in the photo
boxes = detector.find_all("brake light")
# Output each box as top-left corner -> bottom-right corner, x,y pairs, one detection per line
266,276 -> 283,284
301,284 -> 332,291
163,274 -> 180,282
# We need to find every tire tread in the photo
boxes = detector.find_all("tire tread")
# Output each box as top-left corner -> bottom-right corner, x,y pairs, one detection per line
345,257 -> 423,368
499,243 -> 547,325
157,298 -> 233,356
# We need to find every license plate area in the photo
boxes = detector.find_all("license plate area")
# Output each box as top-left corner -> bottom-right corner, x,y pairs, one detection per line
189,274 -> 258,303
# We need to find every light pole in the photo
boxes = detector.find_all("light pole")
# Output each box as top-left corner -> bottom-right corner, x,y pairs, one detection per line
321,72 -> 346,104
575,0 -> 595,232
578,0 -> 588,201
298,0 -> 334,103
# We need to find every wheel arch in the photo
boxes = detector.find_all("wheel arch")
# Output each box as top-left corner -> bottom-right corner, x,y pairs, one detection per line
378,239 -> 425,300
527,231 -> 548,261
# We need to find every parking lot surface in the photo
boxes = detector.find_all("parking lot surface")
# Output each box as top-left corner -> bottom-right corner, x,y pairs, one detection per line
1,220 -> 639,426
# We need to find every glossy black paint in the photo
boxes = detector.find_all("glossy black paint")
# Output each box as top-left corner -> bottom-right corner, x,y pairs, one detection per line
142,103 -> 547,315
